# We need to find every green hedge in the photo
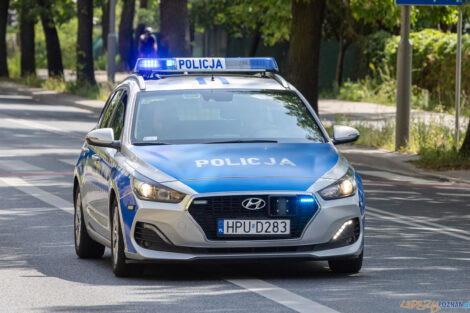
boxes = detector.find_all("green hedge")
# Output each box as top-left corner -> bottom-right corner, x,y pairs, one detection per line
364,29 -> 468,110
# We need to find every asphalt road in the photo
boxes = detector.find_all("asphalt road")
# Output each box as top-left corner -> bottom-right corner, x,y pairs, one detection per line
1,86 -> 470,313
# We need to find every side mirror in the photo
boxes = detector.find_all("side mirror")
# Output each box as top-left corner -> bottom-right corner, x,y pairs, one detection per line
86,128 -> 121,149
332,125 -> 360,145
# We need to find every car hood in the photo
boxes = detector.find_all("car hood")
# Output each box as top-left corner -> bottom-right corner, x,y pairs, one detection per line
129,143 -> 340,193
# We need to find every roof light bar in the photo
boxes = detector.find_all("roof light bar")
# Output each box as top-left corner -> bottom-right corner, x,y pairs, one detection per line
134,57 -> 278,74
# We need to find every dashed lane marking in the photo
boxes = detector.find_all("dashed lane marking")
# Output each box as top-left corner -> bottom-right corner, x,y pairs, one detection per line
226,278 -> 340,313
0,171 -> 74,177
0,176 -> 73,213
436,192 -> 470,198
0,173 -> 341,313
367,206 -> 470,241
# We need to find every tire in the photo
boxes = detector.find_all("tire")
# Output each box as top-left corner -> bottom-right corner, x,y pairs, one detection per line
74,188 -> 105,259
111,199 -> 134,277
328,251 -> 363,274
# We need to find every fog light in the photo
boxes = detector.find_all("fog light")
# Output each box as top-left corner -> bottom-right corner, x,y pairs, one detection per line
333,220 -> 354,241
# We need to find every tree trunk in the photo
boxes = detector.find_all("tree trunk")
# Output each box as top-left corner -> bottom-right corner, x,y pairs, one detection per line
77,0 -> 96,85
287,0 -> 326,114
140,0 -> 148,9
249,27 -> 261,57
102,0 -> 109,53
0,0 -> 9,77
20,0 -> 36,77
134,23 -> 145,61
460,120 -> 470,157
38,0 -> 64,78
159,0 -> 191,58
335,38 -> 350,87
118,0 -> 135,71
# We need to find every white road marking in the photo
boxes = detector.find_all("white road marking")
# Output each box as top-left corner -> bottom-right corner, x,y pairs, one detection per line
365,190 -> 420,195
3,118 -> 85,139
0,148 -> 79,157
0,103 -> 91,113
0,168 -> 341,313
359,170 -> 447,185
367,207 -> 470,241
362,181 -> 394,187
227,278 -> 339,313
436,192 -> 470,198
0,95 -> 32,99
0,160 -> 43,172
60,158 -> 77,166
5,117 -> 64,133
0,176 -> 73,213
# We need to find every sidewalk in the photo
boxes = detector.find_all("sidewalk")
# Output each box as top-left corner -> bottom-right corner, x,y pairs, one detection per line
0,80 -> 105,114
320,99 -> 470,184
36,69 -> 129,84
337,144 -> 470,185
319,99 -> 468,131
0,80 -> 469,184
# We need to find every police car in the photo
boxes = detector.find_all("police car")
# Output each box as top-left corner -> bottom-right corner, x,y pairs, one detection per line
73,57 -> 365,277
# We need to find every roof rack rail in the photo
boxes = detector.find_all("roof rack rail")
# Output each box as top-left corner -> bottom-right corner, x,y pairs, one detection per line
269,73 -> 290,89
125,74 -> 146,90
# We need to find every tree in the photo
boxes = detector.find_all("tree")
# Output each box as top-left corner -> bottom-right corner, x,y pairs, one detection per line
288,0 -> 326,114
77,0 -> 96,85
38,0 -> 64,77
160,0 -> 191,57
101,0 -> 109,53
191,0 -> 291,56
140,0 -> 148,9
461,122 -> 470,157
324,0 -> 363,87
0,0 -> 9,77
20,0 -> 36,77
118,0 -> 135,71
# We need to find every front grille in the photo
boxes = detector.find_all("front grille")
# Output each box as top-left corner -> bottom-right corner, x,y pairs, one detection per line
187,195 -> 319,240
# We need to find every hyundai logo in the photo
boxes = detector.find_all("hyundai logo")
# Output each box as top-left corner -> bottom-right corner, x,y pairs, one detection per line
242,198 -> 266,210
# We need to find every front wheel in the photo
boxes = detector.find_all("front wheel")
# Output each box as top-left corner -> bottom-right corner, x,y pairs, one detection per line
111,200 -> 134,277
328,251 -> 363,274
74,189 -> 105,259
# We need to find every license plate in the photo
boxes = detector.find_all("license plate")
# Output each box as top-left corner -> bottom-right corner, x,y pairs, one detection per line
217,219 -> 290,236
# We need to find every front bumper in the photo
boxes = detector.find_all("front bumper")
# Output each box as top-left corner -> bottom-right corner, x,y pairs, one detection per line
124,191 -> 364,261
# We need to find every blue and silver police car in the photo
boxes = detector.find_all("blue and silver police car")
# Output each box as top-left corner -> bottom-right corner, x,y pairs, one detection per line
73,57 -> 365,277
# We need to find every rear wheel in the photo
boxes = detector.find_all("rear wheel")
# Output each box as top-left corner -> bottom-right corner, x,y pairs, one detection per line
111,200 -> 134,277
74,189 -> 105,258
328,251 -> 363,274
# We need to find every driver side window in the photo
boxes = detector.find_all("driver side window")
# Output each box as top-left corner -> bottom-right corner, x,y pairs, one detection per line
109,92 -> 127,140
99,90 -> 123,129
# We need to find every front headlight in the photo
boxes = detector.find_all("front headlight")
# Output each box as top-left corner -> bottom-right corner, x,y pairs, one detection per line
131,173 -> 186,203
319,168 -> 357,200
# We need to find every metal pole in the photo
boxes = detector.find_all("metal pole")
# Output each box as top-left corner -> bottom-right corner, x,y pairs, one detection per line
395,5 -> 413,150
107,0 -> 116,83
455,7 -> 462,148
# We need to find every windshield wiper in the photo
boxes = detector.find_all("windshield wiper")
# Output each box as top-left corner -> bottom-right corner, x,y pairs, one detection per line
133,142 -> 173,146
205,140 -> 278,144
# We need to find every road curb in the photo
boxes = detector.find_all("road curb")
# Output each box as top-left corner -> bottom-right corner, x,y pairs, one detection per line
0,80 -> 104,114
2,80 -> 469,186
339,145 -> 470,185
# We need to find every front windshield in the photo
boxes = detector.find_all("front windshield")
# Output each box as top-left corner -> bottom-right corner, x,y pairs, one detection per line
131,89 -> 326,144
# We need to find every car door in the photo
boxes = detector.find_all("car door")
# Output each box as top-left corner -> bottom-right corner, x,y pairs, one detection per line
93,90 -> 128,239
82,89 -> 123,238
